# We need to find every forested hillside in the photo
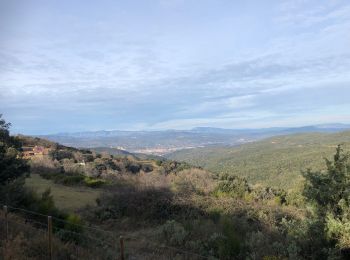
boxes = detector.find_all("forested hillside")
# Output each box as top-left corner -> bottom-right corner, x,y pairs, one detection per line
167,131 -> 350,189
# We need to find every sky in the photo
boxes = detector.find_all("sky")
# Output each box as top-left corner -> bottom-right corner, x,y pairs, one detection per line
1,0 -> 350,134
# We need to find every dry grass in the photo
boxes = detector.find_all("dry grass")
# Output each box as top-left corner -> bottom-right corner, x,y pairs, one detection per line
25,174 -> 100,211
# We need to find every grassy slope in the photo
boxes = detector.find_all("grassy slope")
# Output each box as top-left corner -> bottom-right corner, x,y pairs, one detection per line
25,174 -> 100,211
167,131 -> 350,189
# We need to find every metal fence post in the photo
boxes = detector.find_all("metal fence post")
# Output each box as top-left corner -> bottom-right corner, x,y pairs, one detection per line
48,216 -> 53,260
3,205 -> 8,241
119,235 -> 125,260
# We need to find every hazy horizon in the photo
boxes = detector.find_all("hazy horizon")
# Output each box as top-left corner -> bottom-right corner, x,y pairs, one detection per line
12,122 -> 349,136
1,0 -> 350,134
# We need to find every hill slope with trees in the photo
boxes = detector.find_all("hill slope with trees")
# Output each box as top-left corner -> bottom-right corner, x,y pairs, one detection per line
2,114 -> 350,259
167,131 -> 350,189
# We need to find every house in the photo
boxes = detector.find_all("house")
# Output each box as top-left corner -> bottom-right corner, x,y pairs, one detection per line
33,146 -> 45,154
22,146 -> 35,159
22,145 -> 50,159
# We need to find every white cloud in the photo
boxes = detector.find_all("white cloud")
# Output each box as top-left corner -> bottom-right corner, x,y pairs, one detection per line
1,0 -> 350,133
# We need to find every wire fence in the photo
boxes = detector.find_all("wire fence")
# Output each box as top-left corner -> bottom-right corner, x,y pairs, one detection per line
0,204 -> 213,260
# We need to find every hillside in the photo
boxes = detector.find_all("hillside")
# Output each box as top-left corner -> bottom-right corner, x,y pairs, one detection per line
2,134 -> 310,259
2,117 -> 350,259
17,135 -> 195,184
167,131 -> 350,189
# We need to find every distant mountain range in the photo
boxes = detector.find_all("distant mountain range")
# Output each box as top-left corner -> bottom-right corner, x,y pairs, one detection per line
38,123 -> 350,155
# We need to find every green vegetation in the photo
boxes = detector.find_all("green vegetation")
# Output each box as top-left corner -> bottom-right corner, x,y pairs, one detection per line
25,174 -> 100,211
303,145 -> 350,256
0,114 -> 29,186
167,131 -> 350,189
2,115 -> 350,259
0,116 -> 89,253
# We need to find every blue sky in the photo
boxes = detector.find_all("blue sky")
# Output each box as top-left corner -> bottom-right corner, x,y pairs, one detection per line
1,0 -> 350,134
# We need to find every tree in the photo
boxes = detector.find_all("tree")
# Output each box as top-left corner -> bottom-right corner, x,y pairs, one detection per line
0,114 -> 29,185
215,173 -> 250,198
303,145 -> 350,215
303,145 -> 350,256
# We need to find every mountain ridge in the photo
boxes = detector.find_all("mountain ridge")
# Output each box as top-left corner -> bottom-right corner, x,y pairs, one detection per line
36,123 -> 350,155
40,123 -> 350,137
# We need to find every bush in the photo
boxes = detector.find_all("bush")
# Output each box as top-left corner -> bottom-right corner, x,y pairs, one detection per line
159,220 -> 188,246
39,169 -> 105,188
20,188 -> 63,218
50,149 -> 74,161
0,177 -> 27,206
251,186 -> 287,205
125,161 -> 141,173
95,187 -> 175,221
94,186 -> 205,222
141,164 -> 153,173
158,160 -> 192,175
214,174 -> 250,198
84,177 -> 105,188
170,168 -> 216,195
218,217 -> 241,259
39,171 -> 85,186
56,214 -> 84,243
61,174 -> 85,185
30,157 -> 62,175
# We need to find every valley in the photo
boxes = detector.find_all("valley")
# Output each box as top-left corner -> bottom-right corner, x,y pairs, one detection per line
40,124 -> 350,155
2,116 -> 350,259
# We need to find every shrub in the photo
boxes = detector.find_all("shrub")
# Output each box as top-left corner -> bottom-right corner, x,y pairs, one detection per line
251,186 -> 287,205
50,149 -> 74,161
95,187 -> 174,221
56,214 -> 84,243
60,174 -> 85,185
158,160 -> 192,175
0,177 -> 27,206
217,217 -> 241,259
84,177 -> 105,188
159,220 -> 188,246
30,157 -> 62,175
94,186 -> 206,222
141,164 -> 153,173
214,174 -> 250,198
170,168 -> 216,195
125,161 -> 141,173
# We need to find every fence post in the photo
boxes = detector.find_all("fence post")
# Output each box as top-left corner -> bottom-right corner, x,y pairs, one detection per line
3,205 -> 8,241
48,216 -> 53,260
119,235 -> 125,260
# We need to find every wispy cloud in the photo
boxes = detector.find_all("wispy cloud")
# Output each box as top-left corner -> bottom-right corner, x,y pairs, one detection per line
1,0 -> 350,134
